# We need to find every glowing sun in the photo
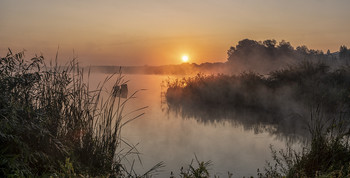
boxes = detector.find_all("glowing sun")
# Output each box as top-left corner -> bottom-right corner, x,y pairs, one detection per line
182,55 -> 189,62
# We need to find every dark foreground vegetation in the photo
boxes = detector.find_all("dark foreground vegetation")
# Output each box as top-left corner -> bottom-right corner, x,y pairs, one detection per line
0,50 -> 166,177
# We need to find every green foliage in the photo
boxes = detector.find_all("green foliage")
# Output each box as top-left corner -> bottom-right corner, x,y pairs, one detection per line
59,158 -> 76,177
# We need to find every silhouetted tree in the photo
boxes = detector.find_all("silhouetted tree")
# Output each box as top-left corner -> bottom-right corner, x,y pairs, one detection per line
227,46 -> 235,58
296,46 -> 309,55
226,39 -> 337,73
263,39 -> 277,49
228,39 -> 269,62
340,45 -> 350,61
277,40 -> 294,57
263,39 -> 277,58
235,39 -> 261,56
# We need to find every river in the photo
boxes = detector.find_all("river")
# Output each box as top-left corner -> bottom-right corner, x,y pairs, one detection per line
88,73 -> 303,177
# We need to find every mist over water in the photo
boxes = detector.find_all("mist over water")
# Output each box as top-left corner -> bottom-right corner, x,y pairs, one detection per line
80,39 -> 350,177
87,73 -> 304,177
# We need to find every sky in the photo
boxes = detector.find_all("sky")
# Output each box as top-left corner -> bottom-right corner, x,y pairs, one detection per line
1,0 -> 350,66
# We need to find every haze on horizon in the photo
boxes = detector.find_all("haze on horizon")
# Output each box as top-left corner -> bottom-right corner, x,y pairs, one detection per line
1,0 -> 349,66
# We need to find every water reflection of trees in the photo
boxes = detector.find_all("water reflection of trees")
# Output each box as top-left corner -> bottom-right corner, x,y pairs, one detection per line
163,62 -> 350,144
166,102 -> 309,144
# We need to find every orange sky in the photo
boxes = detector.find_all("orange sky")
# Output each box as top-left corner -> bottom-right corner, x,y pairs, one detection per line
1,0 -> 350,66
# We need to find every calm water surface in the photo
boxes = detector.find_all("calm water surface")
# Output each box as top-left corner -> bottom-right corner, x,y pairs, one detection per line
90,73 -> 302,177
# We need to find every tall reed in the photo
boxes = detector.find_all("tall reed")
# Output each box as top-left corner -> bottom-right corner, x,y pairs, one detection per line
0,49 -> 155,177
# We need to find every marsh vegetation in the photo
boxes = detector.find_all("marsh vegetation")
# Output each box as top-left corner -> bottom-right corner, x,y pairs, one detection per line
0,50 -> 163,177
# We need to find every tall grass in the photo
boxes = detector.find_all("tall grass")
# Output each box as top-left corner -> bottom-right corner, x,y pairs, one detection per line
170,155 -> 212,178
0,50 -> 160,177
259,106 -> 350,178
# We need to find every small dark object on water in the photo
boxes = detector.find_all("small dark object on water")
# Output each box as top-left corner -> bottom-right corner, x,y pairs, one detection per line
112,84 -> 128,98
120,84 -> 128,98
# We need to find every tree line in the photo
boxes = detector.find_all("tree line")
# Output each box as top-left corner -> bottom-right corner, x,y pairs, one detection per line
226,39 -> 350,73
